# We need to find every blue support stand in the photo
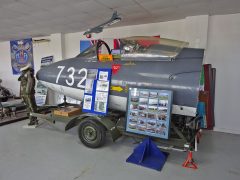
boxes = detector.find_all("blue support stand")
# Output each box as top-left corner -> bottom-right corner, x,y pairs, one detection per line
126,137 -> 168,171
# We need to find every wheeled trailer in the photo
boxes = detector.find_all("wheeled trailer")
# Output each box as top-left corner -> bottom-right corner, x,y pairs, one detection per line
31,104 -> 201,151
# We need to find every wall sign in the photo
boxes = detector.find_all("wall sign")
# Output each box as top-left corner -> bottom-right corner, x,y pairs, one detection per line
126,88 -> 173,139
82,68 -> 112,116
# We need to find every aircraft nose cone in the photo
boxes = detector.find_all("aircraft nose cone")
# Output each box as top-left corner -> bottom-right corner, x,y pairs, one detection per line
35,61 -> 65,85
36,66 -> 53,83
36,70 -> 40,80
36,68 -> 43,81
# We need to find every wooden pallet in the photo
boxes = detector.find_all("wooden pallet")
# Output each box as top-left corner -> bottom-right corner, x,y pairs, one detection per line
53,107 -> 82,117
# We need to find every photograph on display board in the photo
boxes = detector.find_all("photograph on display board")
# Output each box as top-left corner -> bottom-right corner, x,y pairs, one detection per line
146,119 -> 157,133
98,71 -> 109,81
149,91 -> 158,98
85,79 -> 94,94
148,98 -> 158,106
96,81 -> 109,92
129,111 -> 138,117
139,97 -> 148,105
83,95 -> 92,110
129,117 -> 138,123
94,101 -> 107,113
130,103 -> 139,110
156,122 -> 167,136
158,113 -> 167,121
94,91 -> 108,113
137,118 -> 147,131
140,90 -> 149,98
159,94 -> 169,101
130,96 -> 139,103
138,111 -> 148,118
148,113 -> 156,119
131,88 -> 139,97
148,105 -> 158,112
95,91 -> 108,102
138,104 -> 147,111
128,121 -> 137,130
158,106 -> 168,113
87,69 -> 98,79
159,100 -> 168,107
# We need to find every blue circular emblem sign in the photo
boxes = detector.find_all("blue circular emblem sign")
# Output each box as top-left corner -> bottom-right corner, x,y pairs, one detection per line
15,50 -> 29,64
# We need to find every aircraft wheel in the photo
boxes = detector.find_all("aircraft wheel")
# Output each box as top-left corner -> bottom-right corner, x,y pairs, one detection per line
78,118 -> 106,148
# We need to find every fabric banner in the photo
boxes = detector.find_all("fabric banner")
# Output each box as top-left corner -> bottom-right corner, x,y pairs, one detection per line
10,38 -> 34,75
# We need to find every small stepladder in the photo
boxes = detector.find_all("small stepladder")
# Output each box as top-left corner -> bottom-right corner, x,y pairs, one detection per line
182,151 -> 198,169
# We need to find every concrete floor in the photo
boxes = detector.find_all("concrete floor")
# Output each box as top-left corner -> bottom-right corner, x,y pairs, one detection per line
0,120 -> 240,180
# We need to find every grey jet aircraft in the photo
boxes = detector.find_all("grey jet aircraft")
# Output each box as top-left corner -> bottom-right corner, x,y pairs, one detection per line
36,36 -> 204,117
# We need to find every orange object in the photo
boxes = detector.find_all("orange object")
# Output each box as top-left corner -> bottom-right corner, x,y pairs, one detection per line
182,151 -> 198,169
98,54 -> 113,62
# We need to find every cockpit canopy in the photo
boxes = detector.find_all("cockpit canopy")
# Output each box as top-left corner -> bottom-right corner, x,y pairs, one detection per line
77,36 -> 189,61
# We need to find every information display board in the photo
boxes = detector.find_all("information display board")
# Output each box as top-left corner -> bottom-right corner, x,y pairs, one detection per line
82,68 -> 111,116
35,56 -> 54,106
126,88 -> 173,139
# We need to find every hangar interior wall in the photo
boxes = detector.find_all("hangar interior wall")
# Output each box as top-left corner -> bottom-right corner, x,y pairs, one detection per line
0,14 -> 239,134
205,14 -> 240,134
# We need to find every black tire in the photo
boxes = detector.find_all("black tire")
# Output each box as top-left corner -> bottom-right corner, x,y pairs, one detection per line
1,97 -> 8,102
78,118 -> 106,148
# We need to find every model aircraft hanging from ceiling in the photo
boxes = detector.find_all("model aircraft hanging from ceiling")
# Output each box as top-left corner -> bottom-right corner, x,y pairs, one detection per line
83,11 -> 122,38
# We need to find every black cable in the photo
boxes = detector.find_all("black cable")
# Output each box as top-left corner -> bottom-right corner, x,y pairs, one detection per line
96,40 -> 111,61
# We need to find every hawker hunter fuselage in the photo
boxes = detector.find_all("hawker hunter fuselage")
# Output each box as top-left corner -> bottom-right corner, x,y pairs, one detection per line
37,37 -> 204,117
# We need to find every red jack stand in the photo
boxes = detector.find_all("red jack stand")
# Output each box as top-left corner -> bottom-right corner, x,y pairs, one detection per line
182,151 -> 198,169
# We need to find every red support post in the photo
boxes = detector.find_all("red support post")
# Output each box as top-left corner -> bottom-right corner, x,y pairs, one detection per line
182,151 -> 198,169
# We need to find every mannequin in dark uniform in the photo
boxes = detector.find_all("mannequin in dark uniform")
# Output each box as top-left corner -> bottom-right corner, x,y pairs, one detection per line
18,65 -> 38,126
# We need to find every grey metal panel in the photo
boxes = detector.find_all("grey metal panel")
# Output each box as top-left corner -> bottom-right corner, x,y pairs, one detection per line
37,47 -> 204,109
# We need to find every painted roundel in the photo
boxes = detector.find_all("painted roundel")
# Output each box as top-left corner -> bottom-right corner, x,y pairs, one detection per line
15,50 -> 29,64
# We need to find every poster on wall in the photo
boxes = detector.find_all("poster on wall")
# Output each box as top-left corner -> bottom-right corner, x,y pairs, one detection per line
10,38 -> 34,75
82,68 -> 111,116
35,56 -> 53,106
126,88 -> 173,139
80,40 -> 98,53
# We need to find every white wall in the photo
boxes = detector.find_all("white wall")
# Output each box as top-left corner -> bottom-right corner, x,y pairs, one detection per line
0,42 -> 17,94
65,15 -> 209,58
205,13 -> 240,134
0,34 -> 64,98
0,38 -> 52,95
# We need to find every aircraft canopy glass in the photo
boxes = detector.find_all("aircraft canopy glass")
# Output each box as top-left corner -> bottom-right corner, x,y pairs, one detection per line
76,36 -> 189,61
